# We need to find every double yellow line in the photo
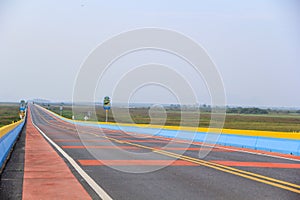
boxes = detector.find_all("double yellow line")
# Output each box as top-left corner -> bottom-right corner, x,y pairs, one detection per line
33,105 -> 300,194
119,140 -> 300,194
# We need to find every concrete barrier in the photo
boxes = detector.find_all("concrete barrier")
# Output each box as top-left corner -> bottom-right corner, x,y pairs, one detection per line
68,120 -> 300,155
255,137 -> 300,155
0,120 -> 25,170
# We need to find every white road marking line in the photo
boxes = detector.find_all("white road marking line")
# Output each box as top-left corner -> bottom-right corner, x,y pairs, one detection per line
30,106 -> 113,200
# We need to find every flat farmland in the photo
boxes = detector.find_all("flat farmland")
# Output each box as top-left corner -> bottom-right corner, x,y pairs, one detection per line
0,103 -> 20,127
44,105 -> 300,132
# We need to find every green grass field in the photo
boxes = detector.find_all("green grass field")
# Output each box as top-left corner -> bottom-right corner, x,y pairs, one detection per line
2,102 -> 299,132
0,103 -> 20,127
45,105 -> 300,132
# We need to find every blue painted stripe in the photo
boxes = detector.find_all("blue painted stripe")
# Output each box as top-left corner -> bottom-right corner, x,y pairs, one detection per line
0,121 -> 25,169
56,115 -> 300,156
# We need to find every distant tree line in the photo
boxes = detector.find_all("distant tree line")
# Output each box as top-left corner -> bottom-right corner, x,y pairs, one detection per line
226,107 -> 268,114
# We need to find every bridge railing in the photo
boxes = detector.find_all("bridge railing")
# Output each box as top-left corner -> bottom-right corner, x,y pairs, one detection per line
0,119 -> 25,171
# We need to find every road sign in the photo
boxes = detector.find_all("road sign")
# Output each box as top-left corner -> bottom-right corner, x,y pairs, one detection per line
103,96 -> 111,122
20,100 -> 26,111
103,96 -> 111,110
60,103 -> 64,111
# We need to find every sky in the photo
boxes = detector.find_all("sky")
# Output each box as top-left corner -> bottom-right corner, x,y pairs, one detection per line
0,0 -> 299,107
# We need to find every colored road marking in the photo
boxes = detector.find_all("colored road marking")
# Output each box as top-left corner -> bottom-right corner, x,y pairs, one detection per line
34,105 -> 300,194
121,139 -> 169,143
102,135 -> 136,138
38,106 -> 300,162
128,143 -> 300,193
210,161 -> 300,168
112,139 -> 300,193
109,132 -> 300,161
78,159 -> 198,166
23,108 -> 92,200
55,139 -> 168,143
161,147 -> 233,152
62,145 -> 233,152
30,106 -> 113,200
62,145 -> 140,149
53,139 -> 110,142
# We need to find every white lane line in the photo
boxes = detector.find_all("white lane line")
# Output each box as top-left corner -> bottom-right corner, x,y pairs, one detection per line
30,106 -> 113,200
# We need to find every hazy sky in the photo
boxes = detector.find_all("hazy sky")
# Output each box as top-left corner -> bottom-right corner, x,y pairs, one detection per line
0,0 -> 299,107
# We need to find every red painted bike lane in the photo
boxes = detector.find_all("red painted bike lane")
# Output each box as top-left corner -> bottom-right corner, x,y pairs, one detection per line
22,108 -> 91,200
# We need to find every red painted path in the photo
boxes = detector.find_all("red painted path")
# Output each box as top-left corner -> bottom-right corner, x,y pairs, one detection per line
22,108 -> 91,200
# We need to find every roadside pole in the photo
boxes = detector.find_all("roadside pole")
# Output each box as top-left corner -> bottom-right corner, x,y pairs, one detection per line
60,103 -> 64,116
105,110 -> 108,122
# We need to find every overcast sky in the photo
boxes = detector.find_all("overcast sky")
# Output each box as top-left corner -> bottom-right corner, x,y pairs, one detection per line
0,0 -> 299,107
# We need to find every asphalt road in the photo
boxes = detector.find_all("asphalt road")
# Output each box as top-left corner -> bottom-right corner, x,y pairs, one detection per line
29,104 -> 300,200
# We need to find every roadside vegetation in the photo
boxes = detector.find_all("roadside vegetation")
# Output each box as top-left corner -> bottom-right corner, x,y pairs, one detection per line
0,103 -> 20,127
42,103 -> 300,132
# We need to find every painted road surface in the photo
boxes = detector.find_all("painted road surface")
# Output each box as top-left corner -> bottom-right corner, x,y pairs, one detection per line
2,104 -> 300,199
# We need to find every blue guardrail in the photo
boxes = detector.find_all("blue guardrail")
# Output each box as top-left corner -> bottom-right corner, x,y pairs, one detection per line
0,121 -> 25,169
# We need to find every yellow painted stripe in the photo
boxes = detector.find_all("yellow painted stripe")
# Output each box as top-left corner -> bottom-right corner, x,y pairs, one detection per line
0,120 -> 23,138
38,105 -> 300,140
113,139 -> 300,194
